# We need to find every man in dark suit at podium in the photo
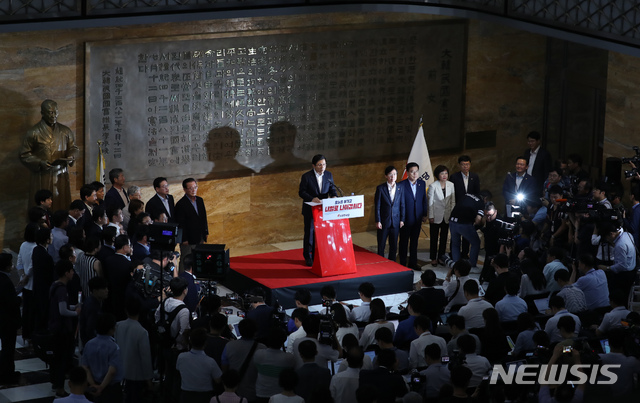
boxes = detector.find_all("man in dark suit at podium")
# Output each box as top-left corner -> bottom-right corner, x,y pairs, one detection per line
398,162 -> 428,270
374,166 -> 404,262
298,154 -> 337,267
145,177 -> 175,222
449,155 -> 480,260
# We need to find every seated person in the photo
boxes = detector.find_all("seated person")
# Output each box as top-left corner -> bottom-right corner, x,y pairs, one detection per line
359,349 -> 407,403
554,269 -> 587,314
457,334 -> 491,389
418,343 -> 450,401
495,276 -> 528,322
346,282 -> 375,323
443,260 -> 475,312
373,327 -> 409,374
409,316 -> 447,370
445,314 -> 481,357
287,289 -> 312,333
544,296 -> 581,343
595,290 -> 631,337
457,280 -> 493,329
359,298 -> 395,350
393,293 -> 425,349
414,269 -> 446,326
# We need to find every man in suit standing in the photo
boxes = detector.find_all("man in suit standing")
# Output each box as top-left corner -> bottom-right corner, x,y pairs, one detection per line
104,235 -> 134,321
398,162 -> 428,270
104,168 -> 129,211
174,178 -> 208,260
0,253 -> 21,386
145,177 -> 175,223
449,155 -> 480,260
374,166 -> 404,261
502,156 -> 537,216
79,184 -> 98,232
298,154 -> 337,266
523,131 -> 553,195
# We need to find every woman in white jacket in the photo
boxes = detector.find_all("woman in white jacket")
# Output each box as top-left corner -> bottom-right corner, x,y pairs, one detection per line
428,165 -> 455,266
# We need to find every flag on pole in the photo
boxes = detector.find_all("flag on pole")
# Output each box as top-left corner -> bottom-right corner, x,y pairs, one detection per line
402,123 -> 434,188
96,140 -> 106,183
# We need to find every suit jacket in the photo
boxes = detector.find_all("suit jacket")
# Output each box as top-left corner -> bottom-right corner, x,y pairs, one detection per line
80,204 -> 93,232
428,181 -> 456,224
104,253 -> 134,320
104,186 -> 128,211
502,172 -> 538,205
95,244 -> 115,266
298,169 -> 337,217
0,271 -> 21,330
524,147 -> 553,193
449,171 -> 481,203
174,195 -> 208,245
145,193 -> 175,222
399,179 -> 428,227
374,182 -> 405,228
132,242 -> 150,262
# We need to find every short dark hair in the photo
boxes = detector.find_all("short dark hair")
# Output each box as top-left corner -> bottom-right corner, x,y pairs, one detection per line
80,184 -> 96,200
55,260 -> 74,278
407,294 -> 424,314
505,275 -> 520,296
594,181 -> 609,194
548,185 -> 564,196
548,166 -> 563,176
182,254 -> 194,271
376,348 -> 396,368
96,313 -> 116,335
68,366 -> 88,386
420,269 -> 437,286
311,154 -> 326,165
424,343 -> 442,360
413,315 -> 431,332
291,307 -> 309,322
182,178 -> 197,189
278,368 -> 299,391
516,156 -> 529,165
567,153 -> 583,166
302,315 -> 320,335
479,189 -> 493,200
453,260 -> 471,276
579,253 -> 595,268
457,334 -> 477,354
557,315 -> 576,334
549,295 -> 566,309
92,205 -> 106,222
102,225 -> 117,245
298,339 -> 318,359
114,234 -> 130,251
52,209 -> 69,228
553,269 -> 570,283
35,227 -> 51,245
527,131 -> 541,141
346,346 -> 364,368
374,326 -> 393,344
153,177 -> 168,189
221,369 -> 241,389
463,279 -> 479,295
450,366 -> 473,389
266,327 -> 287,349
609,289 -> 627,307
433,165 -> 449,179
358,282 -> 375,298
106,207 -> 122,221
458,155 -> 471,164
406,162 -> 419,171
69,199 -> 86,211
125,297 -> 142,317
169,277 -> 188,296
294,288 -> 311,305
237,318 -> 257,339
209,313 -> 228,331
91,181 -> 104,191
492,253 -> 509,269
190,327 -> 208,349
59,244 -> 75,262
384,165 -> 396,176
35,189 -> 53,205
548,247 -> 565,260
320,285 -> 336,300
23,222 -> 39,243
88,276 -> 108,292
108,168 -> 123,184
447,314 -> 466,330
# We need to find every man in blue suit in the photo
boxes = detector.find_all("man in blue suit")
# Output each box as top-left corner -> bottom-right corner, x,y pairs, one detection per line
502,156 -> 538,216
399,162 -> 429,270
298,154 -> 337,266
374,166 -> 405,261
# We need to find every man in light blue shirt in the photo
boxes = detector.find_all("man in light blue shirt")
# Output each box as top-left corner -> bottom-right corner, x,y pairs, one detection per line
599,223 -> 637,301
495,276 -> 528,322
542,247 -> 568,293
571,254 -> 610,311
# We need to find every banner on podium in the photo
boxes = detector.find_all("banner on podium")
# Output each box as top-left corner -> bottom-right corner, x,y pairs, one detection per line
322,195 -> 364,221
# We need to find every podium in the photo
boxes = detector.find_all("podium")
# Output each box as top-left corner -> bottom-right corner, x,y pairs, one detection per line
309,204 -> 358,277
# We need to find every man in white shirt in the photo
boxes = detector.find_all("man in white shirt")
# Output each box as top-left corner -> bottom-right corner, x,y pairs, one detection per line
544,295 -> 581,343
457,279 -> 493,329
409,316 -> 447,369
286,308 -> 308,354
347,282 -> 374,323
330,347 -> 364,403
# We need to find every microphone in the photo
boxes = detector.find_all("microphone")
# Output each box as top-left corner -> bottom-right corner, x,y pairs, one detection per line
327,179 -> 344,197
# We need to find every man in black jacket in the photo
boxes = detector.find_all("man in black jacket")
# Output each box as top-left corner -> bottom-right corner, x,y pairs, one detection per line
175,177 -> 208,262
0,253 -> 21,385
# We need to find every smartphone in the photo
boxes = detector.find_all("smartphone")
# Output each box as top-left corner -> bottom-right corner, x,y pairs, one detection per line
441,356 -> 450,364
77,291 -> 82,303
562,345 -> 573,353
237,311 -> 245,318
223,308 -> 233,315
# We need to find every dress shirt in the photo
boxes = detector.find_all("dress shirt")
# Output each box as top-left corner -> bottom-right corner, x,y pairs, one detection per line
610,231 -> 636,273
158,194 -> 171,218
387,182 -> 396,203
315,170 -> 323,193
330,367 -> 361,403
176,349 -> 222,392
410,180 -> 417,197
116,187 -> 129,207
495,295 -> 528,322
285,325 -> 306,354
544,309 -> 581,343
557,285 -> 587,314
543,259 -> 568,293
462,172 -> 469,192
573,268 -> 610,310
457,298 -> 493,329
598,306 -> 631,334
17,241 -> 37,290
527,146 -> 539,176
349,302 -> 371,322
80,335 -> 123,385
597,353 -> 640,396
447,331 -> 481,356
419,363 -> 450,398
409,331 -> 447,369
463,353 -> 492,388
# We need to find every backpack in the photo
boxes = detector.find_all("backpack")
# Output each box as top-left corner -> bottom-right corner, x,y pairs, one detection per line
156,302 -> 188,349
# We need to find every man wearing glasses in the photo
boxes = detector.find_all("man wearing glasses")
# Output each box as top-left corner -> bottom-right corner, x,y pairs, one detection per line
146,177 -> 175,223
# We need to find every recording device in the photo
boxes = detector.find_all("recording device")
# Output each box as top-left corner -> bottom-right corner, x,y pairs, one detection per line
318,319 -> 335,345
223,308 -> 233,315
77,291 -> 82,304
495,218 -> 519,246
148,222 -> 179,251
622,146 -> 640,178
193,244 -> 229,281
237,311 -> 245,318
441,356 -> 450,364
322,299 -> 333,308
409,369 -> 425,391
562,345 -> 573,353
132,260 -> 173,299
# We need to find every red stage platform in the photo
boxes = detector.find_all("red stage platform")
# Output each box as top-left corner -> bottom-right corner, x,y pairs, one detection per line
223,246 -> 414,309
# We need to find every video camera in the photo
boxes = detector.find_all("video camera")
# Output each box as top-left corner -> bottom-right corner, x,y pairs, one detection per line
132,260 -> 174,299
622,146 -> 640,178
495,218 -> 519,246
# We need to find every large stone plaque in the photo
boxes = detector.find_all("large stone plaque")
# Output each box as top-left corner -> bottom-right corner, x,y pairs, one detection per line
85,21 -> 467,182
